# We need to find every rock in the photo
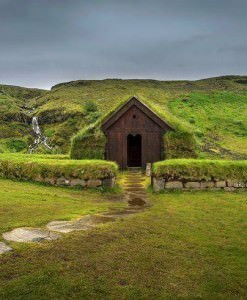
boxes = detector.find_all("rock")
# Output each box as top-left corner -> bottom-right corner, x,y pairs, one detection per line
3,228 -> 60,243
47,220 -> 93,233
33,175 -> 43,182
87,179 -> 102,188
70,179 -> 86,187
56,177 -> 70,186
0,242 -> 12,255
145,163 -> 152,177
47,215 -> 114,233
224,187 -> 236,192
200,181 -> 215,188
184,181 -> 201,189
44,177 -> 56,185
165,181 -> 183,189
152,177 -> 165,192
102,178 -> 115,188
227,180 -> 245,188
215,181 -> 226,188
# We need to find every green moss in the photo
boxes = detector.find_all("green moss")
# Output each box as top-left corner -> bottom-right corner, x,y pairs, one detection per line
0,154 -> 118,182
164,131 -> 197,159
153,159 -> 247,181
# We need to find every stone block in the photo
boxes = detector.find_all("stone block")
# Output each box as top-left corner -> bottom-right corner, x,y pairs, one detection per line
87,179 -> 102,188
233,181 -> 245,188
165,181 -> 183,189
70,179 -> 86,187
152,177 -> 165,192
227,180 -> 245,188
56,177 -> 70,186
200,181 -> 215,188
44,177 -> 56,185
33,175 -> 43,182
145,163 -> 152,177
102,177 -> 115,188
215,181 -> 226,188
224,187 -> 236,192
184,181 -> 201,189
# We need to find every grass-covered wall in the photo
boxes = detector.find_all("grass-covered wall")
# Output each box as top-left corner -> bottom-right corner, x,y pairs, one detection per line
70,96 -> 197,160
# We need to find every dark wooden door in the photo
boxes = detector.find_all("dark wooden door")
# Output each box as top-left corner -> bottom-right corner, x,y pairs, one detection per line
127,134 -> 142,167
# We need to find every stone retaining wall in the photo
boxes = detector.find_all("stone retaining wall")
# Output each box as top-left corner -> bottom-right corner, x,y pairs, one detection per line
152,177 -> 247,192
38,176 -> 115,188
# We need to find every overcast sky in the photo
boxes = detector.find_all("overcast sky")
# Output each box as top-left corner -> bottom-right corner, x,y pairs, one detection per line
0,0 -> 247,89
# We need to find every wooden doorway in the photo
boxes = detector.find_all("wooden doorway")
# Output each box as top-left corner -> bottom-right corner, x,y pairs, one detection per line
127,134 -> 142,167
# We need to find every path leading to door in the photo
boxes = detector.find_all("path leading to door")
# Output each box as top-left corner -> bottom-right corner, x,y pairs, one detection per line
122,168 -> 150,208
1,170 -> 150,254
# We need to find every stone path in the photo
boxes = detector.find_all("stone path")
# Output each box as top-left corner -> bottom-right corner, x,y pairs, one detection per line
0,242 -> 12,254
1,169 -> 150,254
3,228 -> 60,243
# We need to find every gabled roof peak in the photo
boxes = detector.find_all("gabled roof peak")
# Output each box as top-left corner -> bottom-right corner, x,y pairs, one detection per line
101,96 -> 174,132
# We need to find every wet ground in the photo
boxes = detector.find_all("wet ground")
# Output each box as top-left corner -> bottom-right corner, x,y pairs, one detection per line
1,170 -> 150,252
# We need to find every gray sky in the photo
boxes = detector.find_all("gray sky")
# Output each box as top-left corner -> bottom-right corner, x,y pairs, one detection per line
0,0 -> 247,89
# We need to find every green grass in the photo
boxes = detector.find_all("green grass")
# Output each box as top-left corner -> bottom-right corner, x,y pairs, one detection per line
0,179 -> 124,237
169,91 -> 247,158
153,159 -> 247,181
0,179 -> 246,299
0,154 -> 118,181
1,76 -> 247,156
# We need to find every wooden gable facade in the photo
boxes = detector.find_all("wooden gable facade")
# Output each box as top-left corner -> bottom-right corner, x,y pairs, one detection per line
101,96 -> 173,169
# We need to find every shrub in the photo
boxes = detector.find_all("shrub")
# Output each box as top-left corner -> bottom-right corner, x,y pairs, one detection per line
152,159 -> 247,181
0,154 -> 118,182
84,100 -> 98,113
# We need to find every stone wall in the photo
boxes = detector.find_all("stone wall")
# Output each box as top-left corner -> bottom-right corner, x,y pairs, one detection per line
39,176 -> 115,188
152,177 -> 247,192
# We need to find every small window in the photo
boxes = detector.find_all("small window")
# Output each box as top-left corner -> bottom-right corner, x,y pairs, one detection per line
133,114 -> 136,119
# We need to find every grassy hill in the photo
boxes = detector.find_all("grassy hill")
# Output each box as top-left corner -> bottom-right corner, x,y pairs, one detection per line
0,76 -> 247,159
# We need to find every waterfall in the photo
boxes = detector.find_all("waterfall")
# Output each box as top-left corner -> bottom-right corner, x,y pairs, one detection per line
32,117 -> 41,135
29,116 -> 52,153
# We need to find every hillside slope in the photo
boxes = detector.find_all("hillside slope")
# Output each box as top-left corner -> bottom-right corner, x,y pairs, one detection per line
0,85 -> 46,152
0,76 -> 247,159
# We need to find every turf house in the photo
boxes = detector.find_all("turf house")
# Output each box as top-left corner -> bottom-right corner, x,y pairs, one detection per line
71,96 -> 197,168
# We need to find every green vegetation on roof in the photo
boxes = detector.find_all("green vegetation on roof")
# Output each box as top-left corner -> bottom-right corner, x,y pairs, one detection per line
0,76 -> 247,158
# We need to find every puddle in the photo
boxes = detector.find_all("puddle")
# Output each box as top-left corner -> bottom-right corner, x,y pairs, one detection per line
128,197 -> 147,206
125,187 -> 145,192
